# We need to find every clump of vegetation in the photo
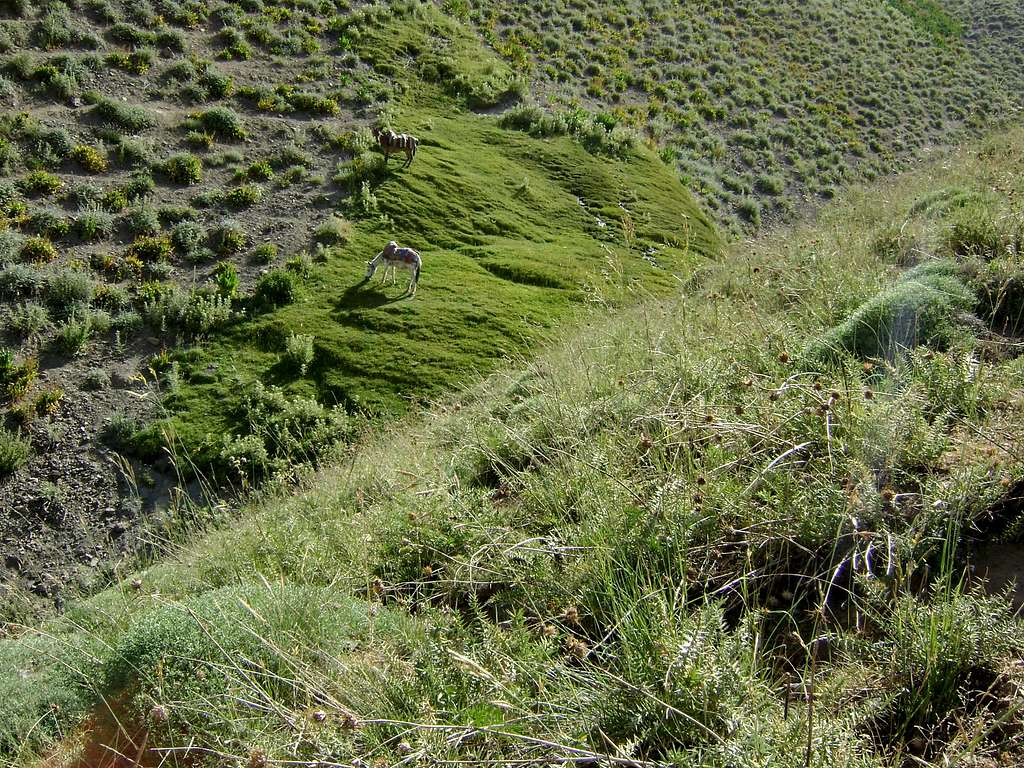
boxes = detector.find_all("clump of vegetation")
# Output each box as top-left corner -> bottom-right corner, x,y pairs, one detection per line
0,348 -> 37,403
211,260 -> 238,297
188,107 -> 247,140
251,242 -> 277,263
74,206 -> 114,241
85,93 -> 156,133
224,184 -> 262,208
219,381 -> 347,482
211,220 -> 247,255
0,426 -> 30,476
19,236 -> 58,263
18,170 -> 62,196
313,215 -> 350,245
171,220 -> 208,261
283,332 -> 314,374
805,261 -> 975,363
69,144 -> 107,173
254,268 -> 296,307
161,152 -> 203,185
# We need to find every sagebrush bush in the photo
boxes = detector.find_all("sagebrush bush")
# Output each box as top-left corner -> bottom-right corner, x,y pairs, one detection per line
74,206 -> 114,241
44,267 -> 94,318
9,302 -> 49,338
18,170 -> 62,196
171,220 -> 207,260
120,205 -> 161,238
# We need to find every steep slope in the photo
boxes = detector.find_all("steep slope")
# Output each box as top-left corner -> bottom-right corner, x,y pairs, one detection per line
0,1 -> 718,601
460,0 -> 1022,232
2,127 -> 1023,768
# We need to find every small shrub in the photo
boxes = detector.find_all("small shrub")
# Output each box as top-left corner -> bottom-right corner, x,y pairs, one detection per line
0,349 -> 37,402
162,152 -> 203,185
34,387 -> 62,417
946,203 -> 1005,258
20,237 -> 58,263
122,172 -> 156,203
19,170 -> 62,196
246,160 -> 273,180
120,206 -> 161,237
283,332 -> 314,374
0,428 -> 30,476
220,380 -> 347,480
45,267 -> 94,318
9,302 -> 49,338
72,206 -> 112,242
224,184 -> 262,208
171,220 -> 207,260
211,221 -> 247,255
27,209 -> 70,239
88,94 -> 156,133
82,367 -> 111,390
212,260 -> 238,297
54,312 -> 93,354
126,235 -> 173,262
251,242 -> 277,263
190,107 -> 247,140
185,130 -> 214,149
254,269 -> 296,307
70,144 -> 108,173
101,408 -> 140,448
0,137 -> 20,175
313,215 -> 350,245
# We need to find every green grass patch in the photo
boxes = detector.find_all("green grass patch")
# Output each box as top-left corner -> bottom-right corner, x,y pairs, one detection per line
137,109 -> 718,470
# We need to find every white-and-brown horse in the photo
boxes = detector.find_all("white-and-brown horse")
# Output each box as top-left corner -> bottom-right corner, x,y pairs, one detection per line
374,128 -> 419,168
366,240 -> 421,295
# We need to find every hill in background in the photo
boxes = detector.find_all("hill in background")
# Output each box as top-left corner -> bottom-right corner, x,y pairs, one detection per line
461,0 -> 1024,232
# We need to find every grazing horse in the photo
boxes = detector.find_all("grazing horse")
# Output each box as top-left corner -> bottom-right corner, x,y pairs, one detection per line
374,128 -> 419,168
366,240 -> 421,296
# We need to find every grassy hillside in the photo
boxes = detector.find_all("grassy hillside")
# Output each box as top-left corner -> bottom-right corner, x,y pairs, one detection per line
3,127 -> 1022,767
460,0 -> 1023,233
0,0 -> 718,601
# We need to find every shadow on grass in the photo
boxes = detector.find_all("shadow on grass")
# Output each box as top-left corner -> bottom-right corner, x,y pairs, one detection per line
334,279 -> 409,312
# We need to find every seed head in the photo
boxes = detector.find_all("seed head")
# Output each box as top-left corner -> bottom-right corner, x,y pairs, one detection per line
249,750 -> 268,768
149,705 -> 168,724
564,605 -> 580,624
421,565 -> 433,578
881,488 -> 895,502
397,741 -> 413,755
311,709 -> 327,723
564,636 -> 590,659
130,578 -> 143,591
778,352 -> 790,364
863,388 -> 873,400
863,362 -> 874,372
541,624 -> 558,638
640,435 -> 654,450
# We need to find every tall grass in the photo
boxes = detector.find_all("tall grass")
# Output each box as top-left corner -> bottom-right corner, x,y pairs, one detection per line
3,129 -> 1023,767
